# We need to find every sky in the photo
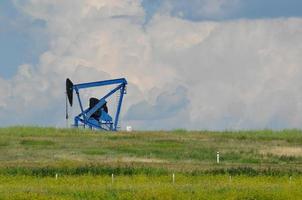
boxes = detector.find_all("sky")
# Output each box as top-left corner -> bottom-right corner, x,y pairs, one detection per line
0,0 -> 302,130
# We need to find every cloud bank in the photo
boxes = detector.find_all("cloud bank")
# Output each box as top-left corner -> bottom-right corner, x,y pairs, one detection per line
1,0 -> 302,130
159,0 -> 241,20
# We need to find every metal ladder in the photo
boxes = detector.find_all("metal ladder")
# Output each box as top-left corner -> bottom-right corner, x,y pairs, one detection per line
115,90 -> 121,130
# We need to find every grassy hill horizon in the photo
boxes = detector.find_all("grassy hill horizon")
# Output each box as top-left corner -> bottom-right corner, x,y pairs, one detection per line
1,126 -> 302,174
1,127 -> 302,199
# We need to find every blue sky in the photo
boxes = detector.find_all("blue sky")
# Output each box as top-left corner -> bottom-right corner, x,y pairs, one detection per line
1,0 -> 302,79
141,0 -> 302,21
0,0 -> 302,130
0,0 -> 47,78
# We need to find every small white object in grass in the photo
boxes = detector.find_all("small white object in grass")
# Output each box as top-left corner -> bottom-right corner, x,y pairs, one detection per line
217,152 -> 220,164
55,173 -> 58,180
112,173 -> 114,184
172,173 -> 175,184
126,126 -> 133,132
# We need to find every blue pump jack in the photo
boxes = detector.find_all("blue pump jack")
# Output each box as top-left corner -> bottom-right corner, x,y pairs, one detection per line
66,78 -> 127,131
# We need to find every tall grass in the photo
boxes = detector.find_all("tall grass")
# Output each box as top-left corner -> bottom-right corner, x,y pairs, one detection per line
0,127 -> 302,174
1,175 -> 302,200
1,127 -> 302,199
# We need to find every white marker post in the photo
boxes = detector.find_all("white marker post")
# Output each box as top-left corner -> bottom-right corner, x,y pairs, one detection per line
112,174 -> 114,184
172,173 -> 175,184
55,173 -> 58,180
217,152 -> 220,164
126,126 -> 133,132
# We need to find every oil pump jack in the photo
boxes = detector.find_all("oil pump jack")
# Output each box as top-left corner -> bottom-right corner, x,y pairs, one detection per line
65,78 -> 127,131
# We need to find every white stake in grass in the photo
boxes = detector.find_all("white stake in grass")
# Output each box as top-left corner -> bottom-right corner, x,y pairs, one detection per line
112,174 -> 114,184
217,152 -> 220,164
126,126 -> 133,132
172,173 -> 175,184
55,173 -> 58,180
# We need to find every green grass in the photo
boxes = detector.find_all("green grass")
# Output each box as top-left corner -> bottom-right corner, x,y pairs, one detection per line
1,127 -> 302,199
1,127 -> 302,171
1,175 -> 302,200
20,139 -> 55,146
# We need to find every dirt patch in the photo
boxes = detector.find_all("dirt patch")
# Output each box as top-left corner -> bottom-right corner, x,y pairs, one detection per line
99,157 -> 167,164
124,157 -> 166,163
260,147 -> 302,157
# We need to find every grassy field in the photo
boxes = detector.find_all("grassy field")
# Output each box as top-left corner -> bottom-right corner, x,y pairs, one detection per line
0,127 -> 302,199
1,175 -> 302,200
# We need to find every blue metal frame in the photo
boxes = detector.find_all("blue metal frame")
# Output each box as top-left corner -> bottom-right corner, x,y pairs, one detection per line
72,78 -> 127,131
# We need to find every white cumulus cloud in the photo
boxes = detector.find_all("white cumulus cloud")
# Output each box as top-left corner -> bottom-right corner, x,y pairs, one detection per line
159,0 -> 241,20
0,1 -> 302,130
